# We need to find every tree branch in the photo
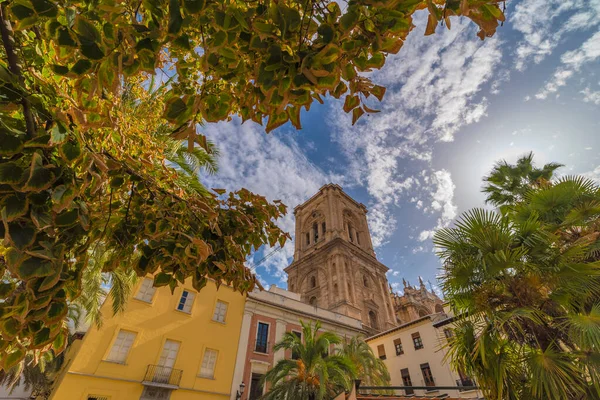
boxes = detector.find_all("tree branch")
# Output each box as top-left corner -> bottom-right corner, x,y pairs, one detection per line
0,3 -> 36,138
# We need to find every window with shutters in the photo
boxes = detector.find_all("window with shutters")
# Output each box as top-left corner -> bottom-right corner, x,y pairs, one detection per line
199,349 -> 218,379
135,278 -> 156,303
106,330 -> 136,363
412,332 -> 424,350
421,363 -> 435,387
176,290 -> 195,313
212,301 -> 228,323
393,338 -> 403,355
377,344 -> 386,360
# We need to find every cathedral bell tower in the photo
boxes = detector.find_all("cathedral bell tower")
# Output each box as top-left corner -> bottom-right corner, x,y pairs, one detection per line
284,184 -> 397,334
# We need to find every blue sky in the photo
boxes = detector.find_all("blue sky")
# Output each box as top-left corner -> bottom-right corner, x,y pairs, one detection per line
202,0 -> 600,296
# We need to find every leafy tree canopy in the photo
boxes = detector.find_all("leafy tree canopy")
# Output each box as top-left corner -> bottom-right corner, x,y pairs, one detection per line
0,0 -> 506,370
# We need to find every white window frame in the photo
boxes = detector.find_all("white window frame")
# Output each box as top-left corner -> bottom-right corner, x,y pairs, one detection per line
134,277 -> 156,303
254,321 -> 270,354
176,290 -> 195,313
212,300 -> 228,323
105,330 -> 136,364
199,348 -> 218,379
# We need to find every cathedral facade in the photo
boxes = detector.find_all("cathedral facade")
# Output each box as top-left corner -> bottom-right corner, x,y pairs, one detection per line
285,184 -> 443,334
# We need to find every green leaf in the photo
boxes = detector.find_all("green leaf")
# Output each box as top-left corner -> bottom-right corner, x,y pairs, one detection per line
352,107 -> 365,125
54,208 -> 79,227
71,59 -> 92,75
154,272 -> 172,287
74,16 -> 100,42
56,27 -> 77,47
23,152 -> 55,192
183,0 -> 205,13
2,345 -> 25,370
30,0 -> 57,17
24,134 -> 51,148
213,30 -> 227,47
50,64 -> 69,75
32,327 -> 52,348
59,141 -> 81,163
17,257 -> 54,281
0,131 -> 24,156
168,0 -> 183,35
80,42 -> 105,60
0,162 -> 24,184
8,223 -> 36,249
164,97 -> 188,122
47,301 -> 67,323
51,185 -> 76,212
343,95 -> 360,113
2,194 -> 28,222
371,85 -> 386,101
11,4 -> 34,20
366,52 -> 385,69
317,24 -> 334,43
340,10 -> 359,31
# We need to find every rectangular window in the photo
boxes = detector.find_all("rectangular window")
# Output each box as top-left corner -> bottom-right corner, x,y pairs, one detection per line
177,290 -> 195,313
291,331 -> 302,360
348,224 -> 354,243
249,373 -> 264,400
87,396 -> 109,400
356,232 -> 360,245
412,332 -> 423,350
393,338 -> 403,355
306,232 -> 310,246
255,322 -> 269,353
401,368 -> 414,395
199,349 -> 218,379
321,222 -> 326,237
212,301 -> 228,323
134,277 -> 156,303
421,363 -> 435,387
313,223 -> 319,242
377,344 -> 386,360
106,330 -> 136,363
443,328 -> 454,339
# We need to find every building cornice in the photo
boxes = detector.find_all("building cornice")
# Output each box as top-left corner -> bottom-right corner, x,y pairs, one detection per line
293,184 -> 368,215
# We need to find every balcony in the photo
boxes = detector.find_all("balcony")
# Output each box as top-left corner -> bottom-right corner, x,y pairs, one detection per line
254,339 -> 270,354
142,365 -> 183,389
456,378 -> 476,391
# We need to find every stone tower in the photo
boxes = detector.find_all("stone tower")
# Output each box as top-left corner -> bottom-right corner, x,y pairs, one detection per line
284,184 -> 397,334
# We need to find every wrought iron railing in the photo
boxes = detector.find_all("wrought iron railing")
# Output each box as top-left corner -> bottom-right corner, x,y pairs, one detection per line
254,339 -> 269,354
143,364 -> 183,387
358,384 -> 479,397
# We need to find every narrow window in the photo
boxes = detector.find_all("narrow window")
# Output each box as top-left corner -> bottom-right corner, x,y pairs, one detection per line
310,276 -> 316,288
401,368 -> 414,395
306,232 -> 310,246
412,332 -> 424,350
212,301 -> 228,323
156,340 -> 180,383
369,310 -> 378,329
177,290 -> 195,313
377,344 -> 386,360
348,223 -> 354,242
291,331 -> 302,360
199,349 -> 218,378
356,232 -> 360,245
135,277 -> 156,303
255,322 -> 269,353
106,330 -> 136,363
309,296 -> 317,307
333,283 -> 339,297
394,338 -> 403,355
443,328 -> 454,339
313,223 -> 319,242
321,221 -> 326,237
420,363 -> 435,387
363,275 -> 369,287
249,373 -> 264,400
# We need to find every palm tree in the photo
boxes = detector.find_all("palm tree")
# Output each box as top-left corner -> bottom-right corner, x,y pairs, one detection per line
482,152 -> 563,209
340,336 -> 390,387
262,321 -> 356,400
435,175 -> 600,400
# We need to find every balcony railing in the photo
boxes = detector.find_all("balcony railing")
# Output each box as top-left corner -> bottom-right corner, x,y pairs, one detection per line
142,365 -> 183,388
457,378 -> 475,391
254,340 -> 269,354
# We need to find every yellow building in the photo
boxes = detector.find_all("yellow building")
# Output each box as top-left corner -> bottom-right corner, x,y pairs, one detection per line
50,278 -> 245,400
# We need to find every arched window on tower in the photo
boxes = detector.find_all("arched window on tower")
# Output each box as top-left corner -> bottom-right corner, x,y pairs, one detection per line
369,310 -> 378,329
418,308 -> 429,317
309,296 -> 317,306
363,275 -> 369,287
348,223 -> 354,243
306,232 -> 310,247
356,232 -> 360,245
333,283 -> 339,298
321,221 -> 326,238
310,276 -> 317,288
313,223 -> 319,242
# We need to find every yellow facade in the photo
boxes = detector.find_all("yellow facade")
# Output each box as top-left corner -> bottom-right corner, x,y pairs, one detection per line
51,279 -> 245,400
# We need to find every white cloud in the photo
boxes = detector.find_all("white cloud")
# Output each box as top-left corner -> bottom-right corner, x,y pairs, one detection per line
329,11 -> 501,246
418,170 -> 457,241
512,0 -> 600,70
536,31 -> 600,99
582,166 -> 600,184
202,121 -> 332,281
581,87 -> 600,105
